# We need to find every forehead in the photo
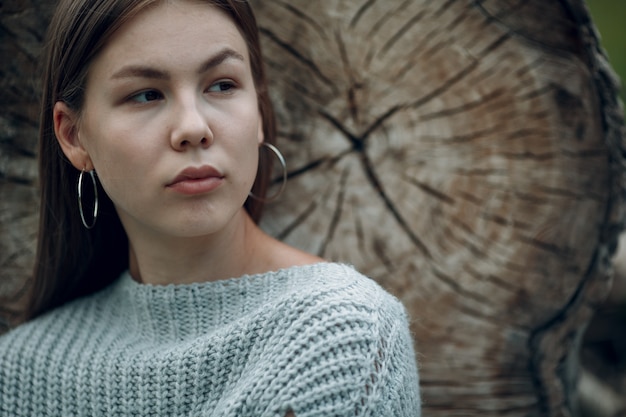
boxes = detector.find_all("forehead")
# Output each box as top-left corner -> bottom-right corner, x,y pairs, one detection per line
94,0 -> 248,71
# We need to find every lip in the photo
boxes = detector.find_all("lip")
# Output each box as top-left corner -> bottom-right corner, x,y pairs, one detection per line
167,165 -> 225,195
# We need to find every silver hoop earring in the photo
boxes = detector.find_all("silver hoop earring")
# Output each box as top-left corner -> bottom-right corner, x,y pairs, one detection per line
78,169 -> 99,229
248,142 -> 287,203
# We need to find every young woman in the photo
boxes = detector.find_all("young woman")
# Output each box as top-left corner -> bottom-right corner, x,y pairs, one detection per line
0,0 -> 421,415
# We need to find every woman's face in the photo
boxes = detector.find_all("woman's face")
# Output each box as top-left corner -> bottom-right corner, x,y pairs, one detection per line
70,0 -> 263,239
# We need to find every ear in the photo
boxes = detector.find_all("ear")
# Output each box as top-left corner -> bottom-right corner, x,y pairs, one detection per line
53,101 -> 93,171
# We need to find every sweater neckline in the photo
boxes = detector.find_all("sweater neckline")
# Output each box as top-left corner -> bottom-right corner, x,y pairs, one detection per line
107,262 -> 342,342
117,261 -> 331,290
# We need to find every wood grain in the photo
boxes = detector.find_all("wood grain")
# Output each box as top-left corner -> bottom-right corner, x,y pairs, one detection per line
252,0 -> 625,415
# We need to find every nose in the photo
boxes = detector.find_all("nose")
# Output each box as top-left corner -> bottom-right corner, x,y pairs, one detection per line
170,95 -> 213,151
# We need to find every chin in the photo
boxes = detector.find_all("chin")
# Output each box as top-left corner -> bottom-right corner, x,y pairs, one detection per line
169,211 -> 243,238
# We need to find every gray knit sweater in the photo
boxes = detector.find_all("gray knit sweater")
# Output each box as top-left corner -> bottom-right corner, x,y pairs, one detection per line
0,263 -> 420,416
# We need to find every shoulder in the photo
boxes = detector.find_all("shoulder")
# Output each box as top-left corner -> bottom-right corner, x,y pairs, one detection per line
287,262 -> 407,314
270,262 -> 413,349
261,263 -> 420,415
0,282 -> 116,356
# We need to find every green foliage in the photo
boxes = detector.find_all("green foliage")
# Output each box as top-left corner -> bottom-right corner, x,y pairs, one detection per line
586,0 -> 626,105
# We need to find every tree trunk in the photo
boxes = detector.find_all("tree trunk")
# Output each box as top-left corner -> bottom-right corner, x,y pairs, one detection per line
1,1 -> 624,416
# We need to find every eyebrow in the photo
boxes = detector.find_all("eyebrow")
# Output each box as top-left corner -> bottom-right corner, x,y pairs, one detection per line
110,48 -> 246,80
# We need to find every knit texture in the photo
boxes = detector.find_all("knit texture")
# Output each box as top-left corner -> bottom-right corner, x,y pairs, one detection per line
0,263 -> 420,416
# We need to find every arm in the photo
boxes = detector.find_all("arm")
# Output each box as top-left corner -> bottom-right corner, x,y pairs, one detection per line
366,304 -> 421,416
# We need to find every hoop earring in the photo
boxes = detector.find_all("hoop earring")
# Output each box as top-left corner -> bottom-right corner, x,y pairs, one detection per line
78,169 -> 99,229
248,142 -> 287,203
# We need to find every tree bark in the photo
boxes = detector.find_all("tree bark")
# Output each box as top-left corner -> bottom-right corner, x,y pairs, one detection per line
1,0 -> 624,416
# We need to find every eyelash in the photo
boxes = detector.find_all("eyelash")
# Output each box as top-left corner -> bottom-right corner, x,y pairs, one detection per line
129,90 -> 163,104
207,80 -> 236,93
126,80 -> 237,104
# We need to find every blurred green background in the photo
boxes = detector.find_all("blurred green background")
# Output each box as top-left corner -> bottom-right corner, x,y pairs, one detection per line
586,0 -> 625,105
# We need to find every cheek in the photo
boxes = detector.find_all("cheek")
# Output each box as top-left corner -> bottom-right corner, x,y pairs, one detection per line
81,125 -> 155,200
88,139 -> 139,179
226,106 -> 263,177
230,133 -> 260,190
245,121 -> 263,177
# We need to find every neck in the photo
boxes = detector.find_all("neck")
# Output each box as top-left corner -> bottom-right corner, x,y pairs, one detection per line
127,209 -> 264,285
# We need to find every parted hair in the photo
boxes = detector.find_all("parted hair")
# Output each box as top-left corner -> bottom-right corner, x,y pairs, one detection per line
27,0 -> 276,320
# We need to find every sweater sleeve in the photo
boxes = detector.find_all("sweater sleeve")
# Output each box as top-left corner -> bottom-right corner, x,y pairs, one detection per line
216,265 -> 421,417
284,281 -> 421,417
366,304 -> 421,417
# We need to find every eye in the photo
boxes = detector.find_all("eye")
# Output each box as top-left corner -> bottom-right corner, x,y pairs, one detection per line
207,80 -> 236,93
129,90 -> 163,103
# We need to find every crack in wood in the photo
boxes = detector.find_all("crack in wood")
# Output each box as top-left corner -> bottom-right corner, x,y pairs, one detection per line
474,0 -> 583,60
514,56 -> 545,78
454,167 -> 509,177
419,125 -> 501,145
404,176 -> 456,205
349,0 -> 377,29
354,209 -> 366,255
318,167 -> 349,258
446,216 -> 540,279
274,1 -> 329,42
317,109 -> 361,146
430,266 -> 497,314
360,149 -> 433,259
319,105 -> 436,260
372,236 -> 394,273
448,214 -> 475,237
501,261 -> 537,277
443,4 -> 473,33
259,28 -> 339,96
365,0 -> 411,40
334,30 -> 361,125
509,190 -> 549,205
456,190 -> 484,205
408,60 -> 480,111
418,88 -> 506,121
474,0 -> 526,23
375,9 -> 427,60
500,151 -> 556,161
517,235 -> 569,257
443,221 -> 491,261
515,84 -> 554,101
276,199 -> 318,241
561,149 -> 607,159
283,150 -> 348,182
392,25 -> 446,80
527,246 -> 601,416
465,264 -> 519,294
478,212 -> 533,230
432,0 -> 457,19
477,32 -> 511,57
535,185 -> 603,202
504,128 -> 551,141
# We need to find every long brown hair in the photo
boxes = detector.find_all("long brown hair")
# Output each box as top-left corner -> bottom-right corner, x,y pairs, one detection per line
26,0 -> 276,320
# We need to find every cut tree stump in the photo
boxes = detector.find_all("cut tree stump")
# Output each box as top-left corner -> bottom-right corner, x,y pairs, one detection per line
1,1 -> 624,416
252,0 -> 625,416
